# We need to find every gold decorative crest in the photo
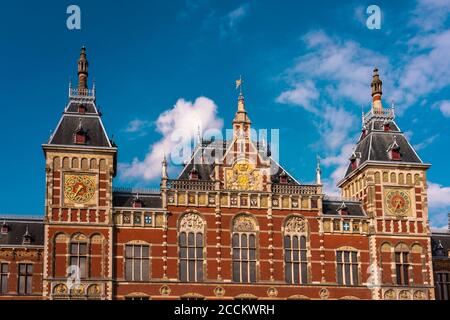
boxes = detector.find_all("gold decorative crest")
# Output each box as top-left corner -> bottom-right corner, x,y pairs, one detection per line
225,160 -> 262,191
64,174 -> 96,204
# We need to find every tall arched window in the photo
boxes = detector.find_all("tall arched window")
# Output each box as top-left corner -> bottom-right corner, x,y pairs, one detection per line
232,214 -> 257,283
395,243 -> 410,286
179,213 -> 205,282
70,233 -> 88,279
284,216 -> 308,284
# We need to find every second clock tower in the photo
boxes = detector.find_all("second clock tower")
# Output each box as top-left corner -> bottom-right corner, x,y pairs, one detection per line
42,47 -> 117,299
338,69 -> 434,300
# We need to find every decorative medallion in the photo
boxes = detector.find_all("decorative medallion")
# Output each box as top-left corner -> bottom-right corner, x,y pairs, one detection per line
53,283 -> 68,295
385,189 -> 411,216
267,287 -> 278,298
399,290 -> 411,300
285,216 -> 307,234
413,290 -> 426,300
383,289 -> 396,300
319,288 -> 329,300
64,174 -> 96,204
179,213 -> 204,233
160,285 -> 171,296
88,284 -> 101,296
233,215 -> 256,232
214,286 -> 225,297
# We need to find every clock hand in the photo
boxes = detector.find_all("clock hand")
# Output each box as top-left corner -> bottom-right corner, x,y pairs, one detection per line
74,185 -> 84,196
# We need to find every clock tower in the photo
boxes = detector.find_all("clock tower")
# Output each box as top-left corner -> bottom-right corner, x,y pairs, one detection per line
42,47 -> 117,299
337,69 -> 434,300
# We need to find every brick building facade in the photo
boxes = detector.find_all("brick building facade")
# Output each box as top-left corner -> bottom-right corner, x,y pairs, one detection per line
0,47 -> 447,300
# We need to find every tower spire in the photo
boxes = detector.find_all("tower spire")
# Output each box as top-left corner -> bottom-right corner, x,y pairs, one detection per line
77,46 -> 89,93
316,154 -> 322,185
371,68 -> 383,114
233,76 -> 251,138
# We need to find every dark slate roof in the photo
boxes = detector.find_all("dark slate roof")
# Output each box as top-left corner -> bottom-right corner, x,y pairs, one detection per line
345,118 -> 423,177
0,217 -> 44,246
431,232 -> 450,258
49,115 -> 112,147
113,191 -> 163,209
322,199 -> 366,217
178,140 -> 300,185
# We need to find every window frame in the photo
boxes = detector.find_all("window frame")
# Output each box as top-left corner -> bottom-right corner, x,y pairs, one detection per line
336,250 -> 359,286
0,263 -> 9,295
124,244 -> 150,282
435,272 -> 450,300
69,241 -> 88,279
284,234 -> 308,284
395,251 -> 410,286
232,232 -> 257,283
179,231 -> 204,282
17,263 -> 33,295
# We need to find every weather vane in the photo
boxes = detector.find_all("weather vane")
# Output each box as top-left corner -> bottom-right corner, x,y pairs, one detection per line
235,75 -> 243,95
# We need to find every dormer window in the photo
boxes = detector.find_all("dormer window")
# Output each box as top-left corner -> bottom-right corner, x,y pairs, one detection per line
383,121 -> 390,132
189,167 -> 199,180
22,227 -> 32,245
337,202 -> 349,215
78,104 -> 86,114
132,197 -> 143,208
74,132 -> 86,144
349,152 -> 361,170
74,119 -> 87,144
1,222 -> 8,234
279,171 -> 288,184
387,137 -> 401,161
361,125 -> 367,138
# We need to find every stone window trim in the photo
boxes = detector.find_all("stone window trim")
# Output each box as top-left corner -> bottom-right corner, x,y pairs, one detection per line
177,212 -> 206,282
123,242 -> 150,282
231,213 -> 258,284
335,247 -> 360,286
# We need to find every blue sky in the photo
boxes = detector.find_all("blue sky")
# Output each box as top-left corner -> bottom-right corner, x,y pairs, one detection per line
1,0 -> 449,228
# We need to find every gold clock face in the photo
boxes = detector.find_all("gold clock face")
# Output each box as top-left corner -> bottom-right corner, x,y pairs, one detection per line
64,175 -> 96,204
385,190 -> 411,216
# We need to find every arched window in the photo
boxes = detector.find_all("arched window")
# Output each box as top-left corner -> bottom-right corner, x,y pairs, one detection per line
70,233 -> 88,279
284,216 -> 308,284
232,214 -> 257,283
179,213 -> 205,282
395,244 -> 410,286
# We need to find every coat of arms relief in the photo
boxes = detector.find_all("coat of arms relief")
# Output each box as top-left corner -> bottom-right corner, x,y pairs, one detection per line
225,160 -> 263,191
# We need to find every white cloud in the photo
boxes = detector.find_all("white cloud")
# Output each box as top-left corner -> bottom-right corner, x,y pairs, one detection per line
276,80 -> 319,113
410,0 -> 450,31
120,97 -> 223,181
321,143 -> 355,195
413,134 -> 439,151
220,4 -> 250,36
125,119 -> 151,133
428,181 -> 450,228
433,100 -> 450,117
281,31 -> 389,105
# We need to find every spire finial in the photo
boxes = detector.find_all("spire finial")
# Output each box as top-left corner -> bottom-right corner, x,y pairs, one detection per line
77,46 -> 89,93
371,67 -> 383,114
316,154 -> 322,185
162,154 -> 168,180
236,76 -> 245,112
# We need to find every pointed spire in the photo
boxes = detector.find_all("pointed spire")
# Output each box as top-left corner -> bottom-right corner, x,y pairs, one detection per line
162,154 -> 168,180
371,68 -> 383,114
233,76 -> 251,137
77,46 -> 89,93
316,155 -> 322,185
